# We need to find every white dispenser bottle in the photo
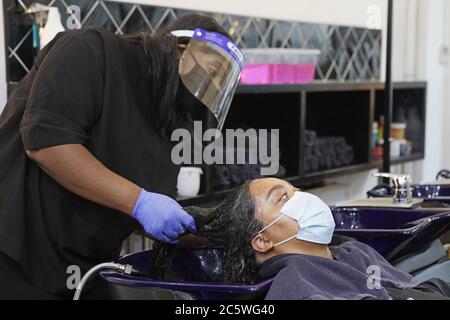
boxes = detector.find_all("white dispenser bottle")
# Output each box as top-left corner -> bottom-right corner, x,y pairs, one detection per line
40,7 -> 65,49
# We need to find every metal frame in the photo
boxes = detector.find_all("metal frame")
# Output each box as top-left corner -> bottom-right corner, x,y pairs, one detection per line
382,0 -> 394,177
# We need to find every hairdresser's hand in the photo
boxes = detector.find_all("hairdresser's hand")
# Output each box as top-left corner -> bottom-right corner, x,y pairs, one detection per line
131,189 -> 196,244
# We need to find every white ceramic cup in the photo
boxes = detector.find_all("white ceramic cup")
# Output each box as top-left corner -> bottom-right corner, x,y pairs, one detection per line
177,167 -> 203,197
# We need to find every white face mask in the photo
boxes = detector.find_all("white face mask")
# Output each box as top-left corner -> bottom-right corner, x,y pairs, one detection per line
257,191 -> 336,247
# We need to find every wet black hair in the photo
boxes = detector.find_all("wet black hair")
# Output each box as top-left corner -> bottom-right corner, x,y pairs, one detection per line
151,182 -> 264,284
126,13 -> 230,137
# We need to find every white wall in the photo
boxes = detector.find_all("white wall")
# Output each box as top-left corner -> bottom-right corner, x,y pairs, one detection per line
392,0 -> 420,81
419,0 -> 446,182
310,169 -> 380,204
390,0 -> 448,184
442,0 -> 450,170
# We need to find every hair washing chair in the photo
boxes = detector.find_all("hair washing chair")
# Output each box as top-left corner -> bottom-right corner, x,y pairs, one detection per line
100,220 -> 450,300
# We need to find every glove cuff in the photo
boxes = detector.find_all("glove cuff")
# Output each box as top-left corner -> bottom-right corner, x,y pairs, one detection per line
131,188 -> 148,219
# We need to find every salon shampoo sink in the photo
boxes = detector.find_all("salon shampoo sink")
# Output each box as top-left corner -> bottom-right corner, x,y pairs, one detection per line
100,247 -> 272,300
331,206 -> 450,262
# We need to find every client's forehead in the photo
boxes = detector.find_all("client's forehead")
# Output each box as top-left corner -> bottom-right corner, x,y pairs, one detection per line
249,178 -> 290,197
249,178 -> 292,220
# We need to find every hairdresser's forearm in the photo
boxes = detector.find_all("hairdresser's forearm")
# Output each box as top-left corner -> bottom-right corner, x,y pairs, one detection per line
26,144 -> 141,214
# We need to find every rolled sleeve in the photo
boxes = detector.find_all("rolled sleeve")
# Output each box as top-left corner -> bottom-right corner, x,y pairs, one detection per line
20,109 -> 89,150
20,29 -> 105,150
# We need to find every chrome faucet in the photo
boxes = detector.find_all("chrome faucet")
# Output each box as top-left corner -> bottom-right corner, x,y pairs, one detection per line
373,173 -> 413,204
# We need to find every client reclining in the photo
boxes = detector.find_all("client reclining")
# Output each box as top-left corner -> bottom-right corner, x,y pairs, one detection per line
152,178 -> 450,300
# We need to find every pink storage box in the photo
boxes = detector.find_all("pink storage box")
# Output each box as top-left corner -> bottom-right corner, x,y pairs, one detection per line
240,48 -> 320,85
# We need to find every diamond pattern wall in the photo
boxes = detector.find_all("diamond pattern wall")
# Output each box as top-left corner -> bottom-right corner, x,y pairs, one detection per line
4,0 -> 381,85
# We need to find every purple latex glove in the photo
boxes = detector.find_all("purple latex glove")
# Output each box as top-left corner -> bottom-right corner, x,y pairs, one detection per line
131,189 -> 196,244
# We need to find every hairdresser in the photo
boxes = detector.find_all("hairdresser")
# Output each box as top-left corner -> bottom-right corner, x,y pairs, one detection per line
0,14 -> 244,299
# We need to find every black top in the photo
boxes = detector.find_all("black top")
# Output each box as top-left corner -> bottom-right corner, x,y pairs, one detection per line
0,28 -> 180,297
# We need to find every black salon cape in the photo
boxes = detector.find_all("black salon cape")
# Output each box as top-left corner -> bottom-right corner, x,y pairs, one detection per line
0,29 -> 180,298
259,241 -> 450,300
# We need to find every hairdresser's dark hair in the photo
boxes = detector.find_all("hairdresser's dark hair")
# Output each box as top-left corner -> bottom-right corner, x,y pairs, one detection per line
152,182 -> 264,284
126,14 -> 230,137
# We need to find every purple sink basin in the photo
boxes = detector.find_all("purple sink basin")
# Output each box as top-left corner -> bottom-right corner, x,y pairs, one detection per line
101,247 -> 272,300
414,184 -> 450,198
332,206 -> 450,262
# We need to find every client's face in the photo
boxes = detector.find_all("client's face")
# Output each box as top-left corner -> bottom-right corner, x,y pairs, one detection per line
249,178 -> 300,250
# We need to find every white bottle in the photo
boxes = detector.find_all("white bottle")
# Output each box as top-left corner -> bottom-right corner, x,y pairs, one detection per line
177,167 -> 203,198
40,7 -> 65,49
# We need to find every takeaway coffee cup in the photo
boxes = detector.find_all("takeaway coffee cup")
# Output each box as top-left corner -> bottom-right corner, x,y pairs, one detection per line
177,167 -> 203,197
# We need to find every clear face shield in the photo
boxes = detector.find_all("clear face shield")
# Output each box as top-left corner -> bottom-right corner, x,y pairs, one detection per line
171,29 -> 245,130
